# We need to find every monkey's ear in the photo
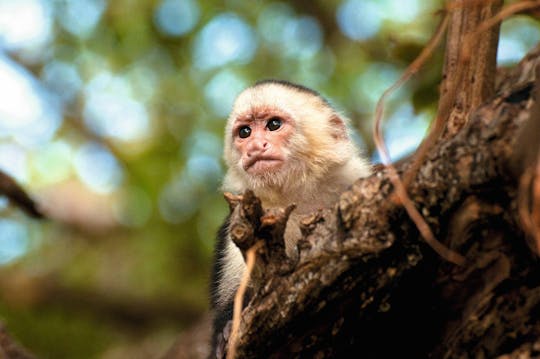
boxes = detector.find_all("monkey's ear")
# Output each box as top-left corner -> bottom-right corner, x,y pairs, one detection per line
329,114 -> 349,140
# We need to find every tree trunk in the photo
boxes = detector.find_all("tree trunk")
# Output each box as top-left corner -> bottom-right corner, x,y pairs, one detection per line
207,25 -> 540,359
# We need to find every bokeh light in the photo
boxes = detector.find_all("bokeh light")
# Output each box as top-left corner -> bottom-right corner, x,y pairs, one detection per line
0,142 -> 28,183
184,130 -> 222,160
383,0 -> 421,23
0,0 -> 52,54
337,0 -> 382,41
185,153 -> 221,189
73,142 -> 123,194
354,62 -> 402,110
381,104 -> 429,161
159,129 -> 223,223
0,56 -> 62,147
282,16 -> 322,59
0,197 -> 7,212
83,72 -> 150,142
41,60 -> 83,105
498,16 -> 540,65
55,0 -> 106,38
0,219 -> 29,264
193,13 -> 257,70
159,173 -> 200,223
257,2 -> 295,45
204,70 -> 247,117
31,140 -> 73,185
154,0 -> 200,37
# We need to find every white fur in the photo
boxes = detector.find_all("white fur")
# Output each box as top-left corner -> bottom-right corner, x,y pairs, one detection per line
215,82 -> 371,308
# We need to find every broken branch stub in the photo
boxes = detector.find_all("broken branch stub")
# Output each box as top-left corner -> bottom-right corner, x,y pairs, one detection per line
259,204 -> 297,275
225,190 -> 262,252
226,190 -> 297,280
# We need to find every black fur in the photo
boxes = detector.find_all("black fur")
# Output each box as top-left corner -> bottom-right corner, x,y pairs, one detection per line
209,215 -> 254,358
210,216 -> 230,309
209,216 -> 232,357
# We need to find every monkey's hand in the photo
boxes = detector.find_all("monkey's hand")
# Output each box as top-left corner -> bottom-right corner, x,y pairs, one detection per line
224,190 -> 297,279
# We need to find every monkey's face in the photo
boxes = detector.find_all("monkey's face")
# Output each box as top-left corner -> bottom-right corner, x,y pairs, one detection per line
223,82 -> 357,193
231,113 -> 294,177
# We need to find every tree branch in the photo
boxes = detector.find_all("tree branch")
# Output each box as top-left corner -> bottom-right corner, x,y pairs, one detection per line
440,0 -> 503,137
225,44 -> 540,358
0,170 -> 43,219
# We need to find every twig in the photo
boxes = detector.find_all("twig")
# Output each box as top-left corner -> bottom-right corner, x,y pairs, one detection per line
373,13 -> 465,265
374,14 -> 449,145
373,11 -> 448,168
227,241 -> 263,359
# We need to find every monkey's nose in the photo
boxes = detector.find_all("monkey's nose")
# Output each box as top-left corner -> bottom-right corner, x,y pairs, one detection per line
247,140 -> 268,156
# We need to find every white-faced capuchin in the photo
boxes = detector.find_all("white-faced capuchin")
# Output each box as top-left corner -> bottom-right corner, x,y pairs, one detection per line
209,79 -> 371,356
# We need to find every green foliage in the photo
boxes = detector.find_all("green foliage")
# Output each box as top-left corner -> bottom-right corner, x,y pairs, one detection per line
0,302 -> 115,359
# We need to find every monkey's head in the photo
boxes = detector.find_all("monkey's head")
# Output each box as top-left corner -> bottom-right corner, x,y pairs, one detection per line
222,80 -> 360,198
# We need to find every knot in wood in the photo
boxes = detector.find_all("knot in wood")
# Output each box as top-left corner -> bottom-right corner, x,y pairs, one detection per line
229,222 -> 255,251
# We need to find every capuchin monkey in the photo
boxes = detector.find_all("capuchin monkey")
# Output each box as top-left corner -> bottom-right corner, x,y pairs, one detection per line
209,80 -> 371,356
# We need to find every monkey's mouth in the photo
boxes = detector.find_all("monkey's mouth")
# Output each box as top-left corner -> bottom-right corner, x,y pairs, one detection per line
244,156 -> 284,174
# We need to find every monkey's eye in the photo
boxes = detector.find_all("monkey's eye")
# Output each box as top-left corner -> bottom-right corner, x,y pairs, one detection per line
238,126 -> 251,138
266,117 -> 282,131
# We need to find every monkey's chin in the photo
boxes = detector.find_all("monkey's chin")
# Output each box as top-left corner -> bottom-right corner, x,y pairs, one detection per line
245,159 -> 284,175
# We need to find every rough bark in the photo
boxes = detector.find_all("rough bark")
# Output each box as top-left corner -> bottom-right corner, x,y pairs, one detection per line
213,45 -> 540,358
439,0 -> 502,137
